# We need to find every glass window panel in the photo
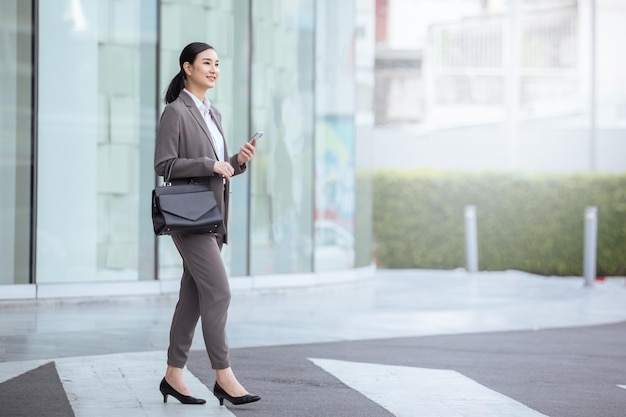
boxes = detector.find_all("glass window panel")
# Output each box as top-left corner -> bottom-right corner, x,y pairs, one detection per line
249,0 -> 315,274
0,0 -> 32,285
36,0 -> 157,283
158,0 -> 250,278
314,0 -> 356,272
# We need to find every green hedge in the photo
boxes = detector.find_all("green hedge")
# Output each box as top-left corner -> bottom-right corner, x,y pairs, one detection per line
373,170 -> 626,276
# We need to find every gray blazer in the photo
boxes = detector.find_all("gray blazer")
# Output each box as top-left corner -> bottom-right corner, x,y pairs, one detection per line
154,91 -> 246,243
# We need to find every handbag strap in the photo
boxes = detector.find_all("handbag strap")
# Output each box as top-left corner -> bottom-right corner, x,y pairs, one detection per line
163,158 -> 176,185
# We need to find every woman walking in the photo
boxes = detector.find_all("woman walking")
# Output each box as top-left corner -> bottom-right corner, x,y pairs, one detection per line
154,42 -> 260,407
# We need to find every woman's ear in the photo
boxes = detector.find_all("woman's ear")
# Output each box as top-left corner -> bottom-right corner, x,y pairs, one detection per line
183,62 -> 192,76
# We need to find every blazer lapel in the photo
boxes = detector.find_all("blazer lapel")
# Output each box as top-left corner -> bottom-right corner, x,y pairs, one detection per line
179,92 -> 219,159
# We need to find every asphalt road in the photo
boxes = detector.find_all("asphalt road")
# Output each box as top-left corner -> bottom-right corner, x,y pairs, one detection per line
186,321 -> 626,417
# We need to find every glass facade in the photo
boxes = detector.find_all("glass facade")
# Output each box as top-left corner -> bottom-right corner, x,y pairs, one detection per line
0,0 -> 373,295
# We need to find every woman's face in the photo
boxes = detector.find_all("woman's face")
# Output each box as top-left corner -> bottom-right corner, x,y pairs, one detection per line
184,48 -> 220,90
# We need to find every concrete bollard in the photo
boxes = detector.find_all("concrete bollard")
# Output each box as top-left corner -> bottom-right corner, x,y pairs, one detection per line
464,205 -> 478,273
583,206 -> 598,287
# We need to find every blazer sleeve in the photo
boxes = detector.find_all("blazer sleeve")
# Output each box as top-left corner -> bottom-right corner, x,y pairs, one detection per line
154,104 -> 217,178
230,154 -> 247,176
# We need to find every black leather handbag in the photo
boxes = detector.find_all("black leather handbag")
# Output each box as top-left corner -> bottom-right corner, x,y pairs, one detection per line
152,159 -> 224,235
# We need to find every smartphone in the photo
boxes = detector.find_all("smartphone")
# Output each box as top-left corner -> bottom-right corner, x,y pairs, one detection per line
249,130 -> 264,143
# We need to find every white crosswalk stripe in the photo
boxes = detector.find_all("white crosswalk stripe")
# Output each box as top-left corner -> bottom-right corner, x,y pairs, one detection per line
310,358 -> 550,417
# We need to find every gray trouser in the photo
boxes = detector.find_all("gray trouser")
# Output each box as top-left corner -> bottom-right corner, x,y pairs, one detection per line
168,233 -> 230,370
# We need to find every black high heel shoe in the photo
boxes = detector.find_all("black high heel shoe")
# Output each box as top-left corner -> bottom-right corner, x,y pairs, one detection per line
213,382 -> 261,406
159,377 -> 206,404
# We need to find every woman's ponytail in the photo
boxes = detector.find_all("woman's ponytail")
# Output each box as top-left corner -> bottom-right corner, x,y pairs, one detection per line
165,70 -> 185,104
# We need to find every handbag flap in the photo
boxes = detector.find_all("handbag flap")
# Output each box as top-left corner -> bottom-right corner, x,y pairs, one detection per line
159,190 -> 217,221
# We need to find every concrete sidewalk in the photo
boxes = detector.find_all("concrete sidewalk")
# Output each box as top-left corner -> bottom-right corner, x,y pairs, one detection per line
1,269 -> 626,416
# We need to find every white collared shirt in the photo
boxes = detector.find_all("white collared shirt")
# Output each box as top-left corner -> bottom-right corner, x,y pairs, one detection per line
183,89 -> 225,161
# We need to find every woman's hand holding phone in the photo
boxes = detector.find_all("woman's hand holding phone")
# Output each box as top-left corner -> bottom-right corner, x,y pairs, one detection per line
237,131 -> 262,165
